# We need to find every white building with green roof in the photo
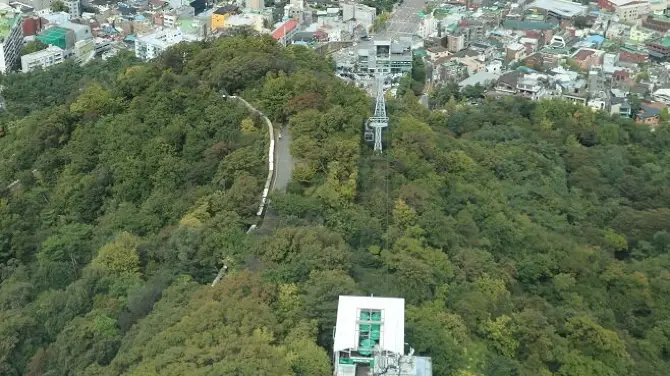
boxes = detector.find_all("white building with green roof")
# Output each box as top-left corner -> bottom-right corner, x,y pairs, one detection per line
333,295 -> 432,376
0,8 -> 23,73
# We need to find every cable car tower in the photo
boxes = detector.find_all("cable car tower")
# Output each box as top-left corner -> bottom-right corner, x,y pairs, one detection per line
368,73 -> 388,153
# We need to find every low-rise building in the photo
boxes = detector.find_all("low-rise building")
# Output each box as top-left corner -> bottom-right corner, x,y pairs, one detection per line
603,53 -> 619,73
21,45 -> 65,72
561,85 -> 588,105
271,18 -> 298,45
211,5 -> 239,30
588,67 -> 607,95
636,104 -> 661,127
646,36 -> 670,60
615,1 -> 651,22
74,38 -> 94,64
620,44 -> 649,63
494,70 -> 523,95
629,25 -> 657,43
224,14 -> 264,32
642,14 -> 670,33
163,12 -> 178,28
446,33 -> 465,53
539,45 -> 570,68
527,0 -> 587,20
612,69 -> 635,90
333,295 -> 432,376
433,59 -> 468,82
587,97 -> 608,112
652,87 -> 670,104
94,38 -> 112,56
60,21 -> 92,43
135,29 -> 188,61
605,22 -> 629,41
572,48 -> 604,70
459,71 -> 501,88
38,26 -> 74,50
505,42 -> 525,62
610,97 -> 632,117
517,73 -> 552,101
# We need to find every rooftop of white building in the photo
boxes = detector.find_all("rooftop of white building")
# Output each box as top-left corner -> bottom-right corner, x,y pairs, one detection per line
225,13 -> 256,27
334,296 -> 405,355
608,0 -> 647,6
138,29 -> 188,48
528,0 -> 587,18
22,45 -> 64,59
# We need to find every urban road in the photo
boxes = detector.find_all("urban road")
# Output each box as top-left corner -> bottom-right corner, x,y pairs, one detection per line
377,0 -> 427,40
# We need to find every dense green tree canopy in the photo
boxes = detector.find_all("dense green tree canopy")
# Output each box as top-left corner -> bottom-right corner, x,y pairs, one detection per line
2,34 -> 670,376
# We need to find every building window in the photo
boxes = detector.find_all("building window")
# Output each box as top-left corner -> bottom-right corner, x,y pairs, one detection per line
356,309 -> 383,356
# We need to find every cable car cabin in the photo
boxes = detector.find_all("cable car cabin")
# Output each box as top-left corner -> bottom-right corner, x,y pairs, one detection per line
364,119 -> 374,143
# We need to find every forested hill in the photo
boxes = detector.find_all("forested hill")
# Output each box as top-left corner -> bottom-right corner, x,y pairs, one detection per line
1,34 -> 670,376
0,36 -> 367,376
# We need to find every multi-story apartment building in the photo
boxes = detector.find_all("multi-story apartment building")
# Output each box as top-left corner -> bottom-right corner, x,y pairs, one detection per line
446,33 -> 465,53
63,0 -> 80,19
600,0 -> 651,21
342,2 -> 376,31
135,29 -> 186,61
21,45 -> 65,72
0,9 -> 23,73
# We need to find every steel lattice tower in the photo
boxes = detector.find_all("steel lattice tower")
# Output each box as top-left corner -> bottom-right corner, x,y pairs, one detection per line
368,73 -> 388,153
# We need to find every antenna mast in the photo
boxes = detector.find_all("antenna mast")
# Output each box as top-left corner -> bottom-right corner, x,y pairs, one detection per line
369,72 -> 388,153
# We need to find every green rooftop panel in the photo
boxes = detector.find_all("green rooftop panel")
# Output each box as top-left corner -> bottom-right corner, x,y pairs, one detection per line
37,27 -> 71,50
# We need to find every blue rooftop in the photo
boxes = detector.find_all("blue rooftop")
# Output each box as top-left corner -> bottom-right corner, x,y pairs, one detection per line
586,35 -> 605,46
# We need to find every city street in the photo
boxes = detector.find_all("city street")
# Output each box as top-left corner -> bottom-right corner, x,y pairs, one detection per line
377,0 -> 427,40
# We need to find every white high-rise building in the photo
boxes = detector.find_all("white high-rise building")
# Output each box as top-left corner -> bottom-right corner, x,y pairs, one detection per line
21,45 -> 66,72
63,0 -> 81,19
341,2 -> 376,30
0,10 -> 23,74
